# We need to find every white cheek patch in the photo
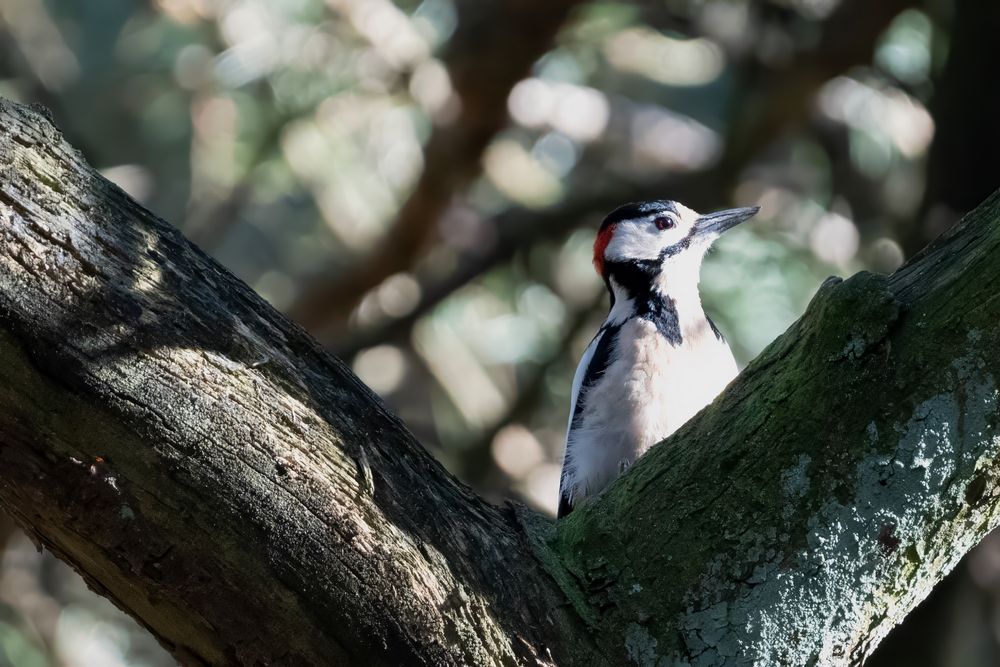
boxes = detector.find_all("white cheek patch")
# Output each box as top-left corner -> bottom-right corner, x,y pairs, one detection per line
604,223 -> 661,262
604,217 -> 694,264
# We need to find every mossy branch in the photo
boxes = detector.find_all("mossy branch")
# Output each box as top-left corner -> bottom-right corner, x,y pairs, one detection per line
552,198 -> 1000,664
1,97 -> 999,665
0,98 -> 597,666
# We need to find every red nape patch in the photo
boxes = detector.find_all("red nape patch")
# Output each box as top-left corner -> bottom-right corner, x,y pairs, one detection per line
593,224 -> 616,277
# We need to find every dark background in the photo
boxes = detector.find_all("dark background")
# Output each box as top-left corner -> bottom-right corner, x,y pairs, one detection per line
0,0 -> 997,664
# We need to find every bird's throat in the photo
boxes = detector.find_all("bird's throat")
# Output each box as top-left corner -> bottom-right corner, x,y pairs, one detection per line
607,265 -> 707,347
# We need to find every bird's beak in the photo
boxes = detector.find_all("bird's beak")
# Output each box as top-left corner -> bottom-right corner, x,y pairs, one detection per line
694,206 -> 760,237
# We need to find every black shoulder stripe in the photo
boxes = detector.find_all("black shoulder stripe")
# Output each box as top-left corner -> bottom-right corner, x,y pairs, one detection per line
571,323 -> 620,428
644,293 -> 682,346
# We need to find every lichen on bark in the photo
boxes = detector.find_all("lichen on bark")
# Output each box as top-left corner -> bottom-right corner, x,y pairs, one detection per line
550,198 -> 1000,665
2,95 -> 1000,666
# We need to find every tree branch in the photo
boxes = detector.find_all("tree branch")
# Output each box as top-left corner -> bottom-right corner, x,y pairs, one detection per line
552,195 -> 1000,663
2,98 -> 1000,665
0,99 -> 596,666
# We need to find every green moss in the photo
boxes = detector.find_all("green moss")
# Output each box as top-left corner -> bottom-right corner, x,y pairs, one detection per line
547,195 -> 1000,664
515,506 -> 603,629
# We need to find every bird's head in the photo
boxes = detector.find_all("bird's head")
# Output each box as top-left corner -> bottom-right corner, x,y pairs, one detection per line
593,199 -> 759,290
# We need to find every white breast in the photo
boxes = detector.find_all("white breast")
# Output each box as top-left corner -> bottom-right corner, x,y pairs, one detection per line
562,315 -> 737,506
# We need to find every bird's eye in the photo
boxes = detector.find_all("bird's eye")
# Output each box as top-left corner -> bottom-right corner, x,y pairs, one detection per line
654,216 -> 676,231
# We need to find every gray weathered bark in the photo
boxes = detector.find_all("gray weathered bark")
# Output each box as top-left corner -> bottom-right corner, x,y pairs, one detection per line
0,99 -> 598,666
1,97 -> 999,666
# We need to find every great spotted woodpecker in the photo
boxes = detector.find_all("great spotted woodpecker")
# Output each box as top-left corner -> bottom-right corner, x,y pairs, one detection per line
558,200 -> 759,518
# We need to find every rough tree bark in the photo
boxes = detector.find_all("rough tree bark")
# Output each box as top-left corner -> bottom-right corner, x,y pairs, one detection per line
1,99 -> 999,666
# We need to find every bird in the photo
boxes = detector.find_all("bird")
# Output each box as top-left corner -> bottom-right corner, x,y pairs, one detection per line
557,199 -> 759,518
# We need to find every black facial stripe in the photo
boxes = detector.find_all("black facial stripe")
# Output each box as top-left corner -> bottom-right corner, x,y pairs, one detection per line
657,223 -> 702,260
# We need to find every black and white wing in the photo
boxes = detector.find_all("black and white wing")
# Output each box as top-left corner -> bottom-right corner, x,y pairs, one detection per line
558,323 -> 619,518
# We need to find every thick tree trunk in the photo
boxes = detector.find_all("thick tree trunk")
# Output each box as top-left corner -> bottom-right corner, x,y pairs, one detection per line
555,227 -> 1000,664
0,99 -> 596,666
1,98 -> 999,666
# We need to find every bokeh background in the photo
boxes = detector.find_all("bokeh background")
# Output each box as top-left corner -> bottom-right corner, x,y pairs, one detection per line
0,0 -> 998,664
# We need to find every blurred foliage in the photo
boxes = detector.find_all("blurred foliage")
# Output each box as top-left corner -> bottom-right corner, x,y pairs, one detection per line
0,0 -> 997,664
